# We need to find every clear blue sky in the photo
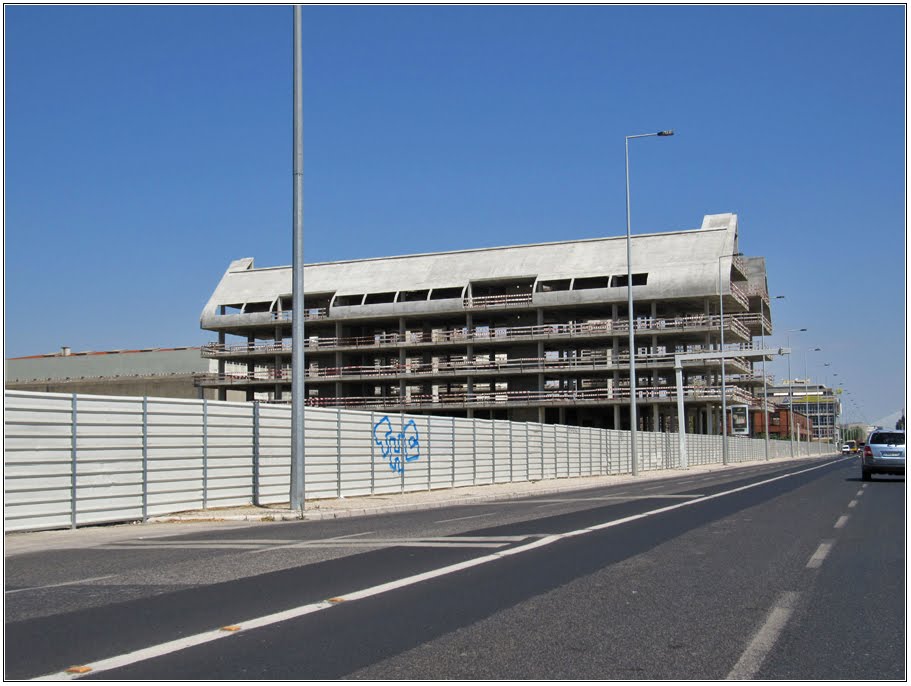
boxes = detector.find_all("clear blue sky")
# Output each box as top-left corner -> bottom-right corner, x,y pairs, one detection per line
4,5 -> 906,424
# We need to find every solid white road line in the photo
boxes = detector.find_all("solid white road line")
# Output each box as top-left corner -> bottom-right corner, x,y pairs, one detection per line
6,576 -> 117,595
725,591 -> 800,680
33,457 -> 844,681
806,541 -> 835,569
434,513 -> 496,524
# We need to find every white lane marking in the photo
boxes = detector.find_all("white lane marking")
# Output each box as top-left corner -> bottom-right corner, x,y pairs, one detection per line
806,540 -> 835,568
856,489 -> 864,497
532,494 -> 703,505
245,531 -> 376,555
862,484 -> 868,489
435,513 -> 496,524
848,499 -> 858,508
33,457 -> 843,681
834,515 -> 849,529
726,591 -> 799,680
6,575 -> 117,595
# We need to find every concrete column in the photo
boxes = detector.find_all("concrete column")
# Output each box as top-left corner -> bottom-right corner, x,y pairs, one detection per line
274,325 -> 283,401
335,321 -> 343,400
465,312 -> 474,399
399,317 -> 406,399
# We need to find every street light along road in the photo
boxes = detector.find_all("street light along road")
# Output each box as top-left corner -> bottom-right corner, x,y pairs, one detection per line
624,129 -> 674,476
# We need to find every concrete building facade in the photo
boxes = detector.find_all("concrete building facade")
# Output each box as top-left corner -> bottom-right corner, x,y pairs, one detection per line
197,213 -> 776,433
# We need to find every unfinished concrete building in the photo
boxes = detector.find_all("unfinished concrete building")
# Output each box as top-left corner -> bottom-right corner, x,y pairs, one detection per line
197,213 -> 774,433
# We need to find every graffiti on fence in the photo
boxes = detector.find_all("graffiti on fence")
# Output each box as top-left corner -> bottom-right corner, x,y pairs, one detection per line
372,416 -> 421,473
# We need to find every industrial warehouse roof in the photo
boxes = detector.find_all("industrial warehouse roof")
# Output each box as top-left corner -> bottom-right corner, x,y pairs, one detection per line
201,213 -> 748,314
5,347 -> 213,383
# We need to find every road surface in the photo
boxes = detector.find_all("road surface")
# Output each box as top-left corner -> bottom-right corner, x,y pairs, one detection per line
4,455 -> 904,680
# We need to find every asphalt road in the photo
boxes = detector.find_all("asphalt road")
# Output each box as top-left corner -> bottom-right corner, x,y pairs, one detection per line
4,455 -> 905,680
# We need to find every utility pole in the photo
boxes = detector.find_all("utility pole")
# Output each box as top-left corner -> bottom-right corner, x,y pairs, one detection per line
290,5 -> 305,510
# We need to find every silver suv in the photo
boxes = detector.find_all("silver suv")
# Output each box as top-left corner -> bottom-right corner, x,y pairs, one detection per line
861,429 -> 905,481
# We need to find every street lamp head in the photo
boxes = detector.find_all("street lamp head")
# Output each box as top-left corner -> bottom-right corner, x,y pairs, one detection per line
774,295 -> 786,300
657,130 -> 674,136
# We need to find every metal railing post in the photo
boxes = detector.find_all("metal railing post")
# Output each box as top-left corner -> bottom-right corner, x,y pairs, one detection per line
71,394 -> 77,529
370,411 -> 375,495
451,416 -> 456,487
253,401 -> 261,506
202,398 -> 208,509
525,421 -> 530,481
142,397 -> 149,521
426,416 -> 432,491
491,419 -> 496,484
340,409 -> 345,496
509,420 -> 514,483
472,419 -> 477,485
400,411 -> 405,493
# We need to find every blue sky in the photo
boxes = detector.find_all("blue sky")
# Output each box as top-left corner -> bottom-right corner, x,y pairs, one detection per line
4,5 -> 906,424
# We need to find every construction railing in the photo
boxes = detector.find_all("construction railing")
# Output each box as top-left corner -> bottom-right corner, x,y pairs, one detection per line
201,313 -> 756,357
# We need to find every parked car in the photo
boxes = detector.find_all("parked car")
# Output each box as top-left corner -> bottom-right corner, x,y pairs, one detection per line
861,429 -> 905,481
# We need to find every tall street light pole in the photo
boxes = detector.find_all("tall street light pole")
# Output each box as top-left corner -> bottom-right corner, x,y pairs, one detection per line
624,129 -> 673,476
718,251 -> 742,465
290,5 -> 305,511
785,328 -> 806,458
761,295 -> 785,460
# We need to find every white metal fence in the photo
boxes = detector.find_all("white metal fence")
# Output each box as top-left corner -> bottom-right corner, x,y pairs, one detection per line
4,390 -> 832,532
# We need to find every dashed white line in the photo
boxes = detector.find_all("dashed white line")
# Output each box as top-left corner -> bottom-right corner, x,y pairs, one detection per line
848,499 -> 858,508
806,540 -> 834,568
834,515 -> 849,529
726,591 -> 799,680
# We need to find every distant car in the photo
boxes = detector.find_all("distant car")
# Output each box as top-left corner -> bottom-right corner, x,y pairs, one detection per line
841,441 -> 856,455
861,429 -> 905,481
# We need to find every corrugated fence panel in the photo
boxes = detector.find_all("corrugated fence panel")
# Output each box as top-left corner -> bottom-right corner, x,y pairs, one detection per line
342,409 -> 378,498
451,418 -> 475,487
146,399 -> 205,517
206,402 -> 254,508
75,395 -> 145,525
4,392 -> 76,531
492,420 -> 512,483
258,403 -> 291,505
304,407 -> 343,499
427,416 -> 456,490
474,420 -> 494,485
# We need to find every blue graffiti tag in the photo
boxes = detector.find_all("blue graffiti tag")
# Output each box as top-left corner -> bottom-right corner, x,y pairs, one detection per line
372,416 -> 421,474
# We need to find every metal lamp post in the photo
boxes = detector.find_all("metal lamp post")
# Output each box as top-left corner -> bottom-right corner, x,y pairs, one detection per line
717,251 -> 742,465
761,295 -> 785,460
785,328 -> 806,458
624,129 -> 673,476
290,5 -> 305,510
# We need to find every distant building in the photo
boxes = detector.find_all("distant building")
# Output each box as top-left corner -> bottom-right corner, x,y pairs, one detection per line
751,406 -> 813,442
5,347 -> 246,400
198,213 -> 778,433
766,380 -> 840,441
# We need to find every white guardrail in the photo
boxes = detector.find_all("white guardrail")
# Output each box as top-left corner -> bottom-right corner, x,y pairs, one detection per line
3,390 -> 833,532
